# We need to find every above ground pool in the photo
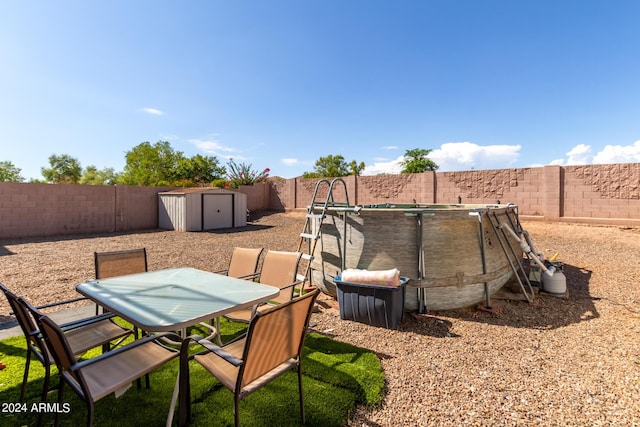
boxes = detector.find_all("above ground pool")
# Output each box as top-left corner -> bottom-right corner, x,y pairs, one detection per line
310,203 -> 523,312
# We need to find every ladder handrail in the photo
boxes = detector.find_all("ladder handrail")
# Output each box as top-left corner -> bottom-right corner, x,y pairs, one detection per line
308,177 -> 351,212
326,177 -> 350,208
298,178 -> 352,291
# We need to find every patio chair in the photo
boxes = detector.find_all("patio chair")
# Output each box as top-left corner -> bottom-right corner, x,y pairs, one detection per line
93,248 -> 148,320
94,248 -> 148,279
182,288 -> 320,427
0,283 -> 134,403
209,247 -> 264,343
214,247 -> 263,280
35,312 -> 181,427
223,250 -> 303,324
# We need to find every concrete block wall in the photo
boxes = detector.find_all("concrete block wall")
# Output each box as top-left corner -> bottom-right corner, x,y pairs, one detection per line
270,163 -> 640,227
268,179 -> 294,211
0,183 -> 173,238
0,183 -> 115,238
237,182 -> 269,212
356,173 -> 435,205
2,162 -> 639,239
114,185 -> 174,232
562,164 -> 640,220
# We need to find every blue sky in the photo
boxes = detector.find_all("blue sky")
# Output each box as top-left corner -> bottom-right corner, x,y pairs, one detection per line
2,1 -> 640,181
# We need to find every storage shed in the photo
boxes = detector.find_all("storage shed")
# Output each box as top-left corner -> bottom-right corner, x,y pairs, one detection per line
158,188 -> 247,231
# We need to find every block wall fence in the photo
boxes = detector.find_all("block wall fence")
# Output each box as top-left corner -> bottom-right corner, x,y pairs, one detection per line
1,163 -> 638,238
0,182 -> 270,239
269,164 -> 640,227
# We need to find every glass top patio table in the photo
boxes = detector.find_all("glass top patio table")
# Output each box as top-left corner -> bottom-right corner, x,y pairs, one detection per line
76,267 -> 279,332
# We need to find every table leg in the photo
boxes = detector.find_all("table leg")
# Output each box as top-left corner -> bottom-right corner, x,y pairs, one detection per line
166,373 -> 180,427
178,340 -> 191,426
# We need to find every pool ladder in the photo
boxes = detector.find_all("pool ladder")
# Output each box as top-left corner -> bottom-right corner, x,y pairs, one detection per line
486,206 -> 536,304
297,178 -> 352,290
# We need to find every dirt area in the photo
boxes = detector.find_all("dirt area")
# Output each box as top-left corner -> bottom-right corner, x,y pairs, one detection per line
1,211 -> 639,425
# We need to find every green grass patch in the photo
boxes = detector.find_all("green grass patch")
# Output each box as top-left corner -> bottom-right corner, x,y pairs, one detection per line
0,318 -> 384,426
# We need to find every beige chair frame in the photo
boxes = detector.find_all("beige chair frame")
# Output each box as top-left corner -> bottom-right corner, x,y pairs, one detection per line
1,283 -> 133,405
94,248 -> 148,279
214,247 -> 263,279
182,288 -> 319,427
36,312 -> 180,427
223,250 -> 303,324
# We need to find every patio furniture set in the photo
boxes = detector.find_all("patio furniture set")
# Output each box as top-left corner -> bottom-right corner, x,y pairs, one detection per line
1,247 -> 319,427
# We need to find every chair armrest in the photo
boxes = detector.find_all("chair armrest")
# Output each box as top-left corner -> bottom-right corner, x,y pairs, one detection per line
34,297 -> 90,310
69,332 -> 182,372
9,297 -> 91,316
28,313 -> 126,341
212,271 -> 260,281
185,334 -> 244,367
281,279 -> 303,290
57,312 -> 120,331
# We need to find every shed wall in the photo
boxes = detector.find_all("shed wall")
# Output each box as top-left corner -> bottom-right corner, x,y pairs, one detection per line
159,195 -> 187,231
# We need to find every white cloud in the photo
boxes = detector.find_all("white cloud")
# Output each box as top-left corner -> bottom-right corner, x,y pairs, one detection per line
362,142 -> 521,175
429,142 -> 520,171
160,133 -> 179,141
564,144 -> 593,165
281,158 -> 298,166
141,107 -> 164,116
551,140 -> 640,166
362,139 -> 640,176
362,156 -> 404,175
593,140 -> 640,164
189,138 -> 236,159
382,145 -> 399,150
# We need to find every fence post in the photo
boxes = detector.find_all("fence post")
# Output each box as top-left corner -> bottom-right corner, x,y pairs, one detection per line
543,165 -> 563,220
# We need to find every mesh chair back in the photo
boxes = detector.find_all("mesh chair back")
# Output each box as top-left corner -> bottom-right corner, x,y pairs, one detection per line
36,313 -> 79,376
241,289 -> 318,387
1,284 -> 49,362
226,247 -> 263,278
258,251 -> 302,304
94,248 -> 147,279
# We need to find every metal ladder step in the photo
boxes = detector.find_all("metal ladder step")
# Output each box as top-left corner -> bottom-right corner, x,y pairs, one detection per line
300,232 -> 319,240
297,178 -> 351,291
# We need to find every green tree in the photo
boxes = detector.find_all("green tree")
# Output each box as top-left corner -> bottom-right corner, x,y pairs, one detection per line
80,166 -> 119,185
176,154 -> 226,185
119,141 -> 226,186
119,141 -> 182,186
226,159 -> 269,188
400,148 -> 439,173
41,154 -> 82,183
348,159 -> 366,176
0,160 -> 24,182
303,154 -> 365,178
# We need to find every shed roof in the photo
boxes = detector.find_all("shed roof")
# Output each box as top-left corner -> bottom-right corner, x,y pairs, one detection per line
159,188 -> 240,195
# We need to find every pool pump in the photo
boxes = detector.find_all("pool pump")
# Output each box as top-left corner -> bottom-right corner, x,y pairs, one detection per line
498,221 -> 567,295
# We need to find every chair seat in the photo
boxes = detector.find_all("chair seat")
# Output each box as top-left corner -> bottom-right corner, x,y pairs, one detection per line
195,339 -> 245,390
223,303 -> 276,324
66,319 -> 132,354
186,289 -> 320,427
81,340 -> 178,401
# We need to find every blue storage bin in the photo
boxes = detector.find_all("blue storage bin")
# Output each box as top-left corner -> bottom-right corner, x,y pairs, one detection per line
333,276 -> 409,329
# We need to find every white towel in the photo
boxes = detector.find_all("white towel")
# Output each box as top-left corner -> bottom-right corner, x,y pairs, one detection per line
340,268 -> 401,287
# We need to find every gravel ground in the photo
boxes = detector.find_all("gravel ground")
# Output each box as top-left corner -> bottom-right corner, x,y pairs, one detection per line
1,211 -> 639,426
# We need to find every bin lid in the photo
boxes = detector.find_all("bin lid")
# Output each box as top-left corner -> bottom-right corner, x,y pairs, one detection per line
333,275 -> 409,289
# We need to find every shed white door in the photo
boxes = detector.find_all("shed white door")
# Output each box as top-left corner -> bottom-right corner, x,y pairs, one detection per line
202,194 -> 233,229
